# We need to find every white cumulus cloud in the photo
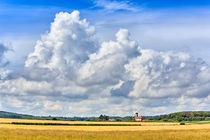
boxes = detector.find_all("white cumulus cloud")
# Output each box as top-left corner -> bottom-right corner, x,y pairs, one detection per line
0,10 -> 210,116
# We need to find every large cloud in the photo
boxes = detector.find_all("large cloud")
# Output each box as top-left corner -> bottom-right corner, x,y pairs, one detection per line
0,10 -> 210,116
77,28 -> 140,86
125,50 -> 210,99
24,11 -> 97,81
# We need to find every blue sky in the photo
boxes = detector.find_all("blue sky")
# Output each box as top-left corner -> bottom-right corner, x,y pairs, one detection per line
0,0 -> 210,116
1,0 -> 210,8
1,0 -> 210,35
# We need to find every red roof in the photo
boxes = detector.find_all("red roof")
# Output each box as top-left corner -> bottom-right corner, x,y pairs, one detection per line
135,116 -> 143,119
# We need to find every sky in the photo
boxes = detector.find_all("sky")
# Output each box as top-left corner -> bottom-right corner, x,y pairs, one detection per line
0,0 -> 210,117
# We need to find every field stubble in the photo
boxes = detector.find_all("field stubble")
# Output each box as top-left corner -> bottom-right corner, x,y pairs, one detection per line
0,118 -> 210,140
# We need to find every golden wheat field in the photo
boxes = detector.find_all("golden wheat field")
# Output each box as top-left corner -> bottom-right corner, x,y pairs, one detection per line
0,118 -> 210,140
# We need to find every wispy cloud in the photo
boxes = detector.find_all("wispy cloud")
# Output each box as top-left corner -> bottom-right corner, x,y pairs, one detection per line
93,0 -> 139,12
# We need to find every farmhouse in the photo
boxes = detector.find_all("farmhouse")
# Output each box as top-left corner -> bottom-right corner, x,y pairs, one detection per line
108,119 -> 116,122
134,113 -> 143,121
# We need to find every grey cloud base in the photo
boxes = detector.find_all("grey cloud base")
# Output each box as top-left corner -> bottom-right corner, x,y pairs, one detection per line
0,11 -> 210,116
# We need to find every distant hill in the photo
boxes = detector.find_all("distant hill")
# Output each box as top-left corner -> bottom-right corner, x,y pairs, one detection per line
0,111 -> 35,119
0,111 -> 98,121
152,111 -> 210,122
169,111 -> 210,118
1,110 -> 210,122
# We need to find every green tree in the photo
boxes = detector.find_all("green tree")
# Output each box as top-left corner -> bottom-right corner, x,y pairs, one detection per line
98,115 -> 109,121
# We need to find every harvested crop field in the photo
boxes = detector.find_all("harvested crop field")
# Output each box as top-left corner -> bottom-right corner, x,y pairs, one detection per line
0,118 -> 210,139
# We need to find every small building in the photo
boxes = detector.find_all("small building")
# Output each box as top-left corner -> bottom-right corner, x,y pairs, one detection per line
134,112 -> 143,121
108,119 -> 116,122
